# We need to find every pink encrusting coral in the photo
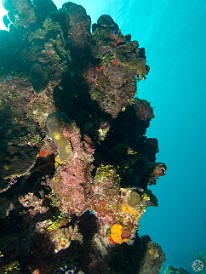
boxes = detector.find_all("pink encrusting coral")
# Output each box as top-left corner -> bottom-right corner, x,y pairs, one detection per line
84,63 -> 137,118
49,121 -> 94,215
19,192 -> 49,217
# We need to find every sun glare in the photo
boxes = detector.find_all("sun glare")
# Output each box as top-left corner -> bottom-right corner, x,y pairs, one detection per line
0,2 -> 7,30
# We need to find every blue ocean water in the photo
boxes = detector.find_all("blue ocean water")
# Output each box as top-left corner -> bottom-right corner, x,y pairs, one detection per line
1,0 -> 206,272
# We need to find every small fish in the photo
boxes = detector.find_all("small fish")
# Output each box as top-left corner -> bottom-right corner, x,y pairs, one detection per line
113,29 -> 121,35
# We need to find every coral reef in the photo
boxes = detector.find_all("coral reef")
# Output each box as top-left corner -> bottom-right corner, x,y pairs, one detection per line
0,1 -> 166,273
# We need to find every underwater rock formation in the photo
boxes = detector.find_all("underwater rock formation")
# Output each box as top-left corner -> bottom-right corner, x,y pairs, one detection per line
0,1 -> 166,273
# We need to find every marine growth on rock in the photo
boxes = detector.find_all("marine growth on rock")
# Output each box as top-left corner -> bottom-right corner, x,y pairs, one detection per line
0,1 -> 166,273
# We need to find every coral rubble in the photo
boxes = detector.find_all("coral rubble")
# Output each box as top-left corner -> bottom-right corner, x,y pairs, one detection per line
0,1 -> 166,273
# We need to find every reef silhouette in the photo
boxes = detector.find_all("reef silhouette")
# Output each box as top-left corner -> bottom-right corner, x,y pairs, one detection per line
0,0 -> 167,273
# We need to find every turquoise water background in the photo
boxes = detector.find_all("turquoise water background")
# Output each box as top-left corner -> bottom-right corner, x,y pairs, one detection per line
1,1 -> 206,272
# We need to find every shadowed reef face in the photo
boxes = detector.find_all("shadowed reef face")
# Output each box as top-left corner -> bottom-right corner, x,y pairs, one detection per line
0,0 -> 166,273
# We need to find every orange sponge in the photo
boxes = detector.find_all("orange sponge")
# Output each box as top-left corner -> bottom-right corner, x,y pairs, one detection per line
110,223 -> 129,244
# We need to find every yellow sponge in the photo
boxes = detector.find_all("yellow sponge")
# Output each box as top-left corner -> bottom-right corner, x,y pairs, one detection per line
46,112 -> 72,161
